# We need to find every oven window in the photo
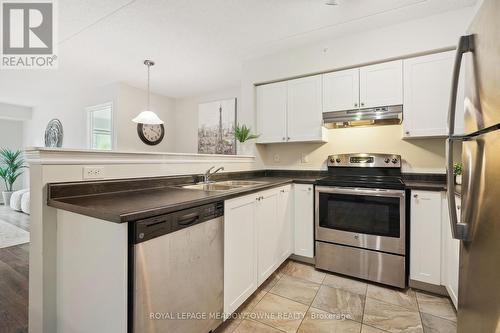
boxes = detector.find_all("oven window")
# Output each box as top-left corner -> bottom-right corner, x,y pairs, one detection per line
319,193 -> 401,237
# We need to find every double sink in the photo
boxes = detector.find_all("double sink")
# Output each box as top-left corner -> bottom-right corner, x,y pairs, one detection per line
178,180 -> 267,192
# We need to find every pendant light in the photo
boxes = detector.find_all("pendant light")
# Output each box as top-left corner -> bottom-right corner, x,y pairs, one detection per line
132,60 -> 164,125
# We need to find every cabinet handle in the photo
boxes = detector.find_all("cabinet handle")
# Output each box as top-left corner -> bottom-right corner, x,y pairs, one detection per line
287,137 -> 290,141
282,137 -> 286,141
457,205 -> 461,210
413,194 -> 418,198
354,103 -> 358,107
361,102 -> 365,107
405,131 -> 410,135
308,187 -> 312,191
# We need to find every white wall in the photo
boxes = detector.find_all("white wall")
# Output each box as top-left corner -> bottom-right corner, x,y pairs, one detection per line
114,83 -> 176,152
0,119 -> 26,195
0,102 -> 32,121
239,7 -> 475,172
173,87 -> 241,153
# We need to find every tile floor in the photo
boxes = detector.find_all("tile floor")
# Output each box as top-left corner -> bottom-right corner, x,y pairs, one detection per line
215,260 -> 457,333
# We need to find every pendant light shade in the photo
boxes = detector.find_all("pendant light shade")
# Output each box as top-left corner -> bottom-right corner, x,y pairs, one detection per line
132,60 -> 164,125
132,110 -> 164,124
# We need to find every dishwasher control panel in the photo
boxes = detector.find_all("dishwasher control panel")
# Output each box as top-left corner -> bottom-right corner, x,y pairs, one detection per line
132,201 -> 224,244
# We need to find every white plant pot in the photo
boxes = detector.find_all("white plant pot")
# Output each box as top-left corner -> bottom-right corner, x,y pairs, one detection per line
2,191 -> 13,206
237,141 -> 253,155
455,174 -> 462,185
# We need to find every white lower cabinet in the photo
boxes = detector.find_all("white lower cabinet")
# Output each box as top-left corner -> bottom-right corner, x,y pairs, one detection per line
224,193 -> 258,315
410,190 -> 442,285
224,185 -> 292,315
441,195 -> 460,309
293,184 -> 314,258
410,190 -> 460,309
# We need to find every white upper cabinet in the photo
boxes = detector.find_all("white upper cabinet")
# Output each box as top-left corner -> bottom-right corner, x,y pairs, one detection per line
410,190 -> 442,285
287,75 -> 324,142
256,77 -> 326,144
403,51 -> 465,138
256,82 -> 287,143
322,68 -> 360,112
359,60 -> 403,109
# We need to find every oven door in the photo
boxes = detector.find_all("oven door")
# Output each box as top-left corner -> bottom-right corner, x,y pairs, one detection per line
315,186 -> 406,255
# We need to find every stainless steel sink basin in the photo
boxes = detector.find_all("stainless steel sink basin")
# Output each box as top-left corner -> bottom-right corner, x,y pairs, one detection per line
179,180 -> 267,192
215,180 -> 267,186
180,184 -> 242,191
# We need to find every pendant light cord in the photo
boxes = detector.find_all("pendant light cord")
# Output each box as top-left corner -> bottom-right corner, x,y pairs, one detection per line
147,62 -> 151,110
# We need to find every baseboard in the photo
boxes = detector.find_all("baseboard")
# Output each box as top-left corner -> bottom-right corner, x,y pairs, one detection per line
409,279 -> 448,296
289,254 -> 315,265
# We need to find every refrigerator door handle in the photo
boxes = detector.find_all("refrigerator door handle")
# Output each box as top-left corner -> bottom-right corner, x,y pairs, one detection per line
446,34 -> 474,242
447,34 -> 474,137
446,137 -> 469,241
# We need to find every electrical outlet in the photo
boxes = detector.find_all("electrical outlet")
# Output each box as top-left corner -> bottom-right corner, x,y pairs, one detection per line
273,154 -> 280,163
83,166 -> 105,179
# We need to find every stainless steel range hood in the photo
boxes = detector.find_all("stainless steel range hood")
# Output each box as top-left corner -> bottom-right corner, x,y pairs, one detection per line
323,105 -> 403,129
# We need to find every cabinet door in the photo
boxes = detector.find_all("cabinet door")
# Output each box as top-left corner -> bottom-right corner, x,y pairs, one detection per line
441,194 -> 460,309
287,75 -> 325,142
322,68 -> 360,112
293,184 -> 314,258
277,185 -> 293,264
403,51 -> 465,138
359,60 -> 403,108
224,194 -> 258,315
410,190 -> 442,285
256,188 -> 280,285
256,82 -> 287,143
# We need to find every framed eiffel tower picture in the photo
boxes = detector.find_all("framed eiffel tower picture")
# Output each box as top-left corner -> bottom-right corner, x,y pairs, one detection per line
198,98 -> 237,155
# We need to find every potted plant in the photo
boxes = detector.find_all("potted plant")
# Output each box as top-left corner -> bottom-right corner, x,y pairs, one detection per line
234,124 -> 259,155
0,149 -> 26,206
453,163 -> 463,185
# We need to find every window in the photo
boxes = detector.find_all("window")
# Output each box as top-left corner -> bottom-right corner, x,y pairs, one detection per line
86,102 -> 113,150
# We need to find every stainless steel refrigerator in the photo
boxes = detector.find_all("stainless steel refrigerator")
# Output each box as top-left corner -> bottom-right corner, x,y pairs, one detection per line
446,0 -> 500,332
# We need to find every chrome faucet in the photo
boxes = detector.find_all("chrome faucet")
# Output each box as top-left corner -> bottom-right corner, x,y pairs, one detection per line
203,166 -> 224,184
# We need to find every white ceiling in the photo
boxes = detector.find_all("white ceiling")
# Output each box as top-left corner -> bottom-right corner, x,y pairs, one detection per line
0,0 -> 477,107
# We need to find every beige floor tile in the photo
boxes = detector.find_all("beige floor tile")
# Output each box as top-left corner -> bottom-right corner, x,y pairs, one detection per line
249,293 -> 308,333
366,285 -> 418,311
323,274 -> 368,296
238,289 -> 267,318
282,260 -> 326,284
421,313 -> 457,333
363,297 -> 423,333
298,307 -> 362,333
215,318 -> 242,333
362,324 -> 390,333
233,319 -> 284,333
416,292 -> 457,322
311,285 -> 365,322
270,275 -> 320,305
260,271 -> 283,292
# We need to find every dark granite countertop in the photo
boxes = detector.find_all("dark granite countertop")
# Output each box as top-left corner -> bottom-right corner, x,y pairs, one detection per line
47,175 -> 317,223
47,169 -> 458,223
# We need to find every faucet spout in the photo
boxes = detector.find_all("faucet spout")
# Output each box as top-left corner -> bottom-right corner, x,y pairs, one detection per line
203,166 -> 224,184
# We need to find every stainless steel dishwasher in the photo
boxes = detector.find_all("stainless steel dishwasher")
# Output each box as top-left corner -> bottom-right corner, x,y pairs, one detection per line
131,202 -> 224,333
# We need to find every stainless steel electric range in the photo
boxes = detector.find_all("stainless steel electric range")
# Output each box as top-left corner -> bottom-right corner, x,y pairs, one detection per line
315,153 -> 408,288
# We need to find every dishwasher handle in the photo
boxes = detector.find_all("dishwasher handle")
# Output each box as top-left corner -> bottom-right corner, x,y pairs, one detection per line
177,212 -> 199,225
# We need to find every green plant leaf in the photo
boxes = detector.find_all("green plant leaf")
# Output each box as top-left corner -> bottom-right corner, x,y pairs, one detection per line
234,124 -> 260,143
0,148 -> 26,191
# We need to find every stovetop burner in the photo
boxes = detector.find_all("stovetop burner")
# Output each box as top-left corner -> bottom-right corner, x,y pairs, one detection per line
316,153 -> 406,190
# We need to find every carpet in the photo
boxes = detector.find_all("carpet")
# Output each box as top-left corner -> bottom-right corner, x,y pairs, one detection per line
0,219 -> 30,248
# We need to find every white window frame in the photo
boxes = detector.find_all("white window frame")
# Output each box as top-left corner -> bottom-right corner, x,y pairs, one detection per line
86,102 -> 114,150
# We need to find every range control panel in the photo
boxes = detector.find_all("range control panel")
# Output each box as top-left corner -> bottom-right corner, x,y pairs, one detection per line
327,153 -> 401,168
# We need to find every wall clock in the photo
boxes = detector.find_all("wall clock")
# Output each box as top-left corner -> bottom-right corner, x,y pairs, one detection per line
137,123 -> 165,146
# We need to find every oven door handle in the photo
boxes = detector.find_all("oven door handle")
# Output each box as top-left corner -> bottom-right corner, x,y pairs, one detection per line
315,186 -> 405,198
